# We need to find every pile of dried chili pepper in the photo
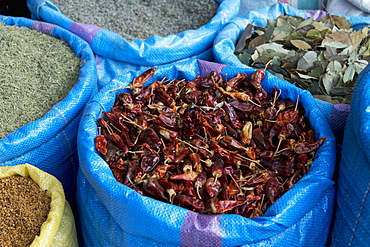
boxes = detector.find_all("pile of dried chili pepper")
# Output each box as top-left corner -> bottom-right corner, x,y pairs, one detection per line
95,68 -> 326,219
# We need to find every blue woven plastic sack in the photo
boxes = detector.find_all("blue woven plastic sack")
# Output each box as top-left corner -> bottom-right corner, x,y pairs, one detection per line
213,3 -> 370,143
330,64 -> 370,246
77,59 -> 336,246
0,16 -> 98,203
27,0 -> 240,89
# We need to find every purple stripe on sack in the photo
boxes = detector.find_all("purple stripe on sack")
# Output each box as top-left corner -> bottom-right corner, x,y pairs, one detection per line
305,10 -> 328,21
31,21 -> 56,35
95,54 -> 100,66
70,22 -> 103,45
198,60 -> 227,78
180,211 -> 222,247
330,104 -> 350,142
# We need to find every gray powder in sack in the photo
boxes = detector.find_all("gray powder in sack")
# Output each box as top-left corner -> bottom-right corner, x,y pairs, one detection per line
51,0 -> 219,41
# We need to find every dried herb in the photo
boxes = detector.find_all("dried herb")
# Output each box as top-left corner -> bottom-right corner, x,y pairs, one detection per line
0,23 -> 81,139
235,14 -> 370,104
0,175 -> 51,247
95,68 -> 326,219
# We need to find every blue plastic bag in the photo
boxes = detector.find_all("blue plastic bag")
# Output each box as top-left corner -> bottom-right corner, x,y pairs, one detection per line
77,59 -> 336,246
27,0 -> 240,89
0,16 -> 98,203
212,3 -> 370,143
330,64 -> 370,246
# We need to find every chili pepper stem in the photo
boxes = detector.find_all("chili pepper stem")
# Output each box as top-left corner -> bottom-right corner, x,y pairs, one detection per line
236,153 -> 260,164
201,159 -> 213,167
121,114 -> 145,130
294,95 -> 300,112
167,188 -> 176,204
133,130 -> 142,145
128,151 -> 145,154
275,104 -> 285,115
229,174 -> 243,195
212,172 -> 222,186
271,88 -> 282,108
260,194 -> 265,210
210,202 -> 217,214
273,135 -> 285,158
109,85 -> 133,92
194,181 -> 202,200
264,60 -> 272,70
109,122 -> 121,132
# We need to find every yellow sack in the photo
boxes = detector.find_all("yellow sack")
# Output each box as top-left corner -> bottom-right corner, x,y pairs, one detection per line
0,164 -> 78,247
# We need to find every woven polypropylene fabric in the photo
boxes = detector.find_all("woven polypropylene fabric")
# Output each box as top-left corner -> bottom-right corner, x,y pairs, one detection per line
0,16 -> 98,203
76,59 -> 336,246
330,63 -> 370,247
27,0 -> 240,88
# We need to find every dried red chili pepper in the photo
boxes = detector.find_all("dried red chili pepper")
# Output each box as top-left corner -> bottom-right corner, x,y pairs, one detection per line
223,102 -> 242,129
142,178 -> 167,201
95,135 -> 108,155
212,199 -> 249,214
131,68 -> 156,90
293,137 -> 327,154
250,69 -> 265,89
170,171 -> 199,182
205,177 -> 221,198
175,195 -> 205,212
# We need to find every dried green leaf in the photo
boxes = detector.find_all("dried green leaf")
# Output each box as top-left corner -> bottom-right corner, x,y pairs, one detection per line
313,95 -> 341,104
339,45 -> 354,56
353,60 -> 368,74
322,42 -> 350,49
327,60 -> 342,74
296,17 -> 314,29
311,21 -> 330,31
323,32 -> 350,44
306,29 -> 323,39
271,26 -> 293,41
256,43 -> 291,54
317,51 -> 326,61
308,66 -> 325,79
348,51 -> 359,62
276,16 -> 289,27
248,35 -> 267,50
297,72 -> 317,79
321,72 -> 340,95
297,51 -> 317,71
272,73 -> 285,80
320,14 -> 352,29
330,87 -> 353,96
290,39 -> 312,50
308,82 -> 322,95
237,52 -> 251,65
349,26 -> 370,46
287,16 -> 305,27
235,24 -> 254,53
343,64 -> 356,83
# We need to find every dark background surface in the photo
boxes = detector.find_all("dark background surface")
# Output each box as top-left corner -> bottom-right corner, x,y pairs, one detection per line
0,0 -> 30,18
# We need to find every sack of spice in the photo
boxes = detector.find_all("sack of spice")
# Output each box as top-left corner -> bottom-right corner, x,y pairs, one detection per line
76,58 -> 336,246
27,0 -> 240,89
329,63 -> 370,246
0,16 -> 98,204
213,3 -> 370,144
0,163 -> 78,247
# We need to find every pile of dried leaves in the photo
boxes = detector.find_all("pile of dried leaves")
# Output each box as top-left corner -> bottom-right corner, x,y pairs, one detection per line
235,14 -> 370,104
